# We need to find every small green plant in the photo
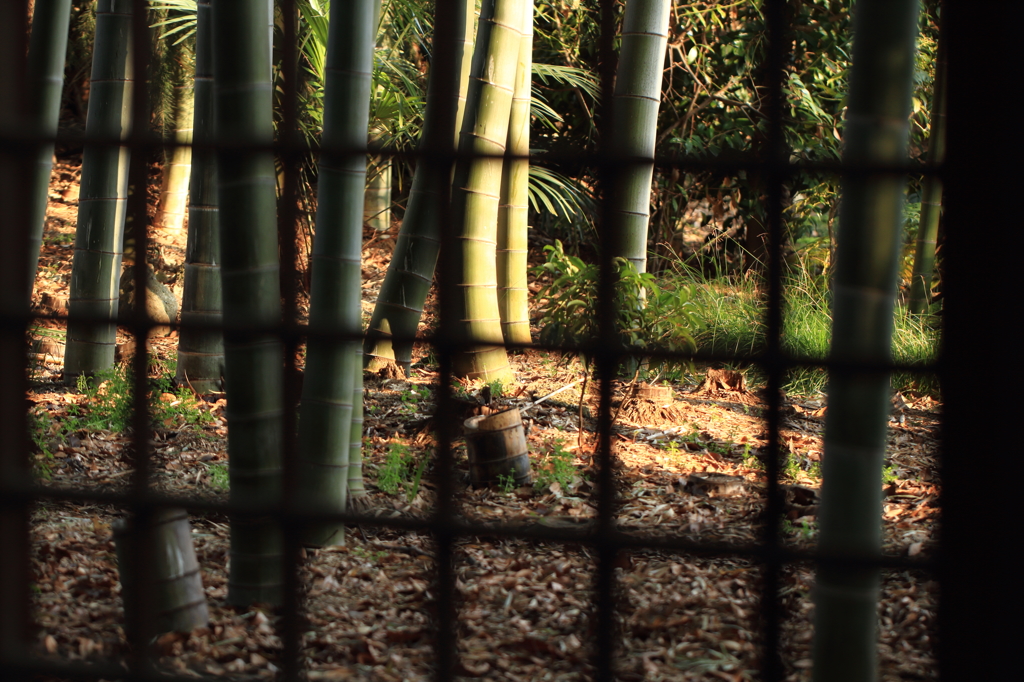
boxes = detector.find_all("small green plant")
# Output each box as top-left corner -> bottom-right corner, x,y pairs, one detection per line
882,462 -> 899,485
377,443 -> 408,494
39,262 -> 64,282
28,407 -> 56,479
707,439 -> 732,457
70,362 -> 211,433
208,462 -> 229,491
351,546 -> 388,562
149,371 -> 212,427
782,518 -> 816,540
533,240 -> 702,376
486,378 -> 506,399
797,518 -> 817,540
399,385 -> 429,410
43,231 -> 74,246
782,454 -> 803,481
407,456 -> 427,502
75,367 -> 134,431
496,471 -> 517,494
533,438 -> 579,492
378,442 -> 427,501
741,443 -> 766,472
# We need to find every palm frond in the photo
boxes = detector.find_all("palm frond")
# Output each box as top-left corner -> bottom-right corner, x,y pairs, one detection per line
530,95 -> 564,130
149,0 -> 198,42
528,164 -> 594,220
298,0 -> 427,151
532,62 -> 601,102
530,62 -> 600,132
297,0 -> 329,81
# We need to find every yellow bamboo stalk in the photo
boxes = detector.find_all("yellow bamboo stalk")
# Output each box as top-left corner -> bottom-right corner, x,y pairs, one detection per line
496,0 -> 533,346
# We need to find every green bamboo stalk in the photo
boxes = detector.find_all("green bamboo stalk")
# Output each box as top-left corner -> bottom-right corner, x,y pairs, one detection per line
812,1 -> 920,680
25,0 -> 73,299
347,346 -> 368,504
153,62 -> 194,233
64,0 -> 134,382
607,0 -> 670,275
113,509 -> 209,636
495,0 -> 533,346
296,0 -> 375,547
364,152 -> 392,232
907,21 -> 945,316
363,0 -> 475,374
212,0 -> 284,607
175,0 -> 223,394
364,3 -> 391,235
266,0 -> 274,74
448,0 -> 524,382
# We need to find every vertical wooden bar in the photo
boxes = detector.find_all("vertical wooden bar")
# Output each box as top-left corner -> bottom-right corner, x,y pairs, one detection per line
938,1 -> 1024,678
0,2 -> 33,673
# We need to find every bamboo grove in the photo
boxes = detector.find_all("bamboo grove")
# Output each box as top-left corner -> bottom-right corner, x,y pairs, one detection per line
6,0 -> 936,676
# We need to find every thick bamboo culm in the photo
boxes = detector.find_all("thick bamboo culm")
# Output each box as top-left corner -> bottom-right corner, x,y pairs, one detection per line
25,0 -> 73,300
153,74 -> 194,233
363,0 -> 475,374
296,0 -> 376,547
496,0 -> 535,346
364,154 -> 392,232
812,1 -> 921,679
449,0 -> 524,382
211,0 -> 285,606
607,0 -> 671,275
176,0 -> 224,394
113,509 -> 209,635
63,0 -> 134,381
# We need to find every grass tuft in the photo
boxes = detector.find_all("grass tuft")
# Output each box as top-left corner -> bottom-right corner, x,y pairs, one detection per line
677,263 -> 940,396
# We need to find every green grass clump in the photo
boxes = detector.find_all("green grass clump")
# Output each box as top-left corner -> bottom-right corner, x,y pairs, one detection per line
533,438 -> 581,492
496,472 -> 518,494
28,407 -> 57,479
681,265 -> 940,396
27,361 -> 213,480
377,441 -> 427,501
69,362 -> 212,432
533,240 -> 702,376
208,462 -> 229,491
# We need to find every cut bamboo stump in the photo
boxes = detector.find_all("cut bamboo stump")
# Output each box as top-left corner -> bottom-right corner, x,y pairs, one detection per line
113,508 -> 209,635
465,407 -> 531,486
630,383 -> 673,403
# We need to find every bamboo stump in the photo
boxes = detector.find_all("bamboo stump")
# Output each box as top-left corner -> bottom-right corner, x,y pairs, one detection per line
465,408 -> 532,486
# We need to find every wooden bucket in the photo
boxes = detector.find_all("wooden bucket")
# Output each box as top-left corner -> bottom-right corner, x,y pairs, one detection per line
114,508 -> 209,635
465,408 -> 531,486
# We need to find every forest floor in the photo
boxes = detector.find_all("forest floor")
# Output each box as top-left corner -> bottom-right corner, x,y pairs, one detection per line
24,155 -> 941,681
